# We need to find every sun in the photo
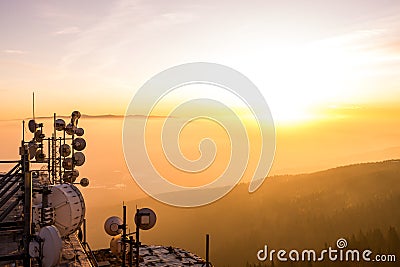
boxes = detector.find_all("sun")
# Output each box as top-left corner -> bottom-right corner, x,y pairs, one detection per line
235,32 -> 383,125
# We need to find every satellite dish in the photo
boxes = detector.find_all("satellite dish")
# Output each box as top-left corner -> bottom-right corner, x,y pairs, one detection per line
63,170 -> 79,183
104,216 -> 123,236
29,225 -> 62,267
134,208 -> 157,230
73,152 -> 85,166
55,119 -> 66,131
80,178 -> 89,187
60,144 -> 71,157
28,119 -> 37,133
35,150 -> 46,163
110,234 -> 125,256
29,240 -> 40,258
72,111 -> 81,119
65,123 -> 76,135
71,111 -> 81,126
75,127 -> 84,136
62,158 -> 73,170
72,138 -> 86,151
48,184 -> 85,237
34,130 -> 45,142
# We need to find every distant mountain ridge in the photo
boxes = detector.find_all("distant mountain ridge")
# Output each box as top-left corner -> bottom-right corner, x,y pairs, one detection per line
23,114 -> 172,120
86,159 -> 400,267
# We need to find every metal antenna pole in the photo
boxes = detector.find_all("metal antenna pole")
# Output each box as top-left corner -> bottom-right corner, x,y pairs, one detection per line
53,113 -> 56,183
135,209 -> 140,267
206,234 -> 210,267
129,236 -> 133,267
22,121 -> 25,143
32,92 -> 35,120
22,144 -> 32,267
122,205 -> 127,267
84,218 -> 87,245
62,124 -> 65,183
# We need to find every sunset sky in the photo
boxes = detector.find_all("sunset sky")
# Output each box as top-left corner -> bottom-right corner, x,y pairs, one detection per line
1,0 -> 400,123
1,2 -> 400,248
1,0 -> 400,199
3,2 -> 400,259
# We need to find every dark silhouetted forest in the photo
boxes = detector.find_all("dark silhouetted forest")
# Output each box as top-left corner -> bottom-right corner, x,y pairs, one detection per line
87,160 -> 400,267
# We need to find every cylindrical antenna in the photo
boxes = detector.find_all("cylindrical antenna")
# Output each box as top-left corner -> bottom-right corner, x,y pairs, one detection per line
122,205 -> 127,267
22,121 -> 25,142
135,208 -> 140,267
32,92 -> 35,120
206,234 -> 210,267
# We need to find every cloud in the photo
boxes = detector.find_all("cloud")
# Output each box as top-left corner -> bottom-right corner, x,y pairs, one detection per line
54,26 -> 81,35
58,0 -> 197,71
2,49 -> 26,54
114,183 -> 127,189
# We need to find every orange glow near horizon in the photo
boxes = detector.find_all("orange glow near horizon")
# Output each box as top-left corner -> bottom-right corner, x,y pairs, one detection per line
0,0 -> 399,210
1,104 -> 399,184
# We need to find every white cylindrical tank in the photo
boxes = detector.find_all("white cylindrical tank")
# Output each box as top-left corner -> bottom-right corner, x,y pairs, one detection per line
48,184 -> 85,237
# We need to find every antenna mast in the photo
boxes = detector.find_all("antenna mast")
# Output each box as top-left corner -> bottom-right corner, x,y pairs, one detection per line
32,91 -> 35,120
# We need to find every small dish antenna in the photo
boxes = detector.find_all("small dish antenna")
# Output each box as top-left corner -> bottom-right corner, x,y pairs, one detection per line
28,119 -> 37,133
104,216 -> 123,236
72,138 -> 86,151
29,225 -> 62,267
73,152 -> 85,166
134,208 -> 157,231
62,158 -> 73,170
65,123 -> 75,135
60,144 -> 71,157
55,119 -> 66,131
63,170 -> 79,183
71,111 -> 81,127
79,177 -> 90,187
109,234 -> 123,256
75,128 -> 84,136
